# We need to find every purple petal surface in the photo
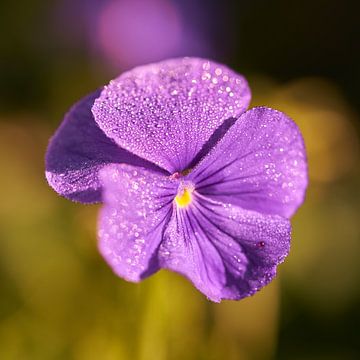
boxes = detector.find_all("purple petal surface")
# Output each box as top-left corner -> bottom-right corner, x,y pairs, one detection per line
92,57 -> 251,173
160,193 -> 290,302
98,164 -> 177,281
189,107 -> 308,218
45,90 -> 163,203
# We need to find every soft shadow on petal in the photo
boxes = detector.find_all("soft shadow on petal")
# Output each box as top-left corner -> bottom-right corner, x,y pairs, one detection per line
160,194 -> 290,302
189,107 -> 308,218
98,164 -> 177,282
45,90 -> 165,203
92,57 -> 251,173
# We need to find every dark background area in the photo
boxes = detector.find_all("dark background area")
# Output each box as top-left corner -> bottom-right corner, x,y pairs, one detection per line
1,0 -> 359,113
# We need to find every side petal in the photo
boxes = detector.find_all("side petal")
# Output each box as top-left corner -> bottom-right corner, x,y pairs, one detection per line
98,164 -> 177,281
189,107 -> 308,217
92,57 -> 251,173
160,194 -> 290,302
45,90 -> 163,203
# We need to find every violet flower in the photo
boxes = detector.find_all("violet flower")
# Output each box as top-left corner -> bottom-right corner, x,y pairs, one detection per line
46,58 -> 307,302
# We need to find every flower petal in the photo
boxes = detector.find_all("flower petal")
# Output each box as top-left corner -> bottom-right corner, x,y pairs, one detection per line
160,194 -> 290,302
98,164 -> 177,281
189,107 -> 308,217
159,206 -> 227,302
45,90 -> 163,203
92,57 -> 251,173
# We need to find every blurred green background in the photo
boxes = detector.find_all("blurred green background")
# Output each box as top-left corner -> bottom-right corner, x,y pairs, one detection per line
0,0 -> 359,359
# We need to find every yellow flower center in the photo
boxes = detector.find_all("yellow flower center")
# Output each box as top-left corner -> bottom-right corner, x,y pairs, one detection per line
175,188 -> 192,208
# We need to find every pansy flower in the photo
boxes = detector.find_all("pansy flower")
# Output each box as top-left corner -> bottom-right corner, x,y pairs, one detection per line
46,58 -> 307,302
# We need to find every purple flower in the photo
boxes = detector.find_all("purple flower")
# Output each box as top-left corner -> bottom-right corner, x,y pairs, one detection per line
46,58 -> 307,302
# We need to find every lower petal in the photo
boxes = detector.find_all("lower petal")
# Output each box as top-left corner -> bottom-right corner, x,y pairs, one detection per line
159,207 -> 227,302
98,164 -> 177,281
195,195 -> 291,300
160,194 -> 291,301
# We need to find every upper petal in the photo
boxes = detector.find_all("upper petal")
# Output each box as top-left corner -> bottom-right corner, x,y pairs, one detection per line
45,90 -> 163,203
189,107 -> 308,217
159,194 -> 291,302
92,57 -> 251,173
98,164 -> 177,281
